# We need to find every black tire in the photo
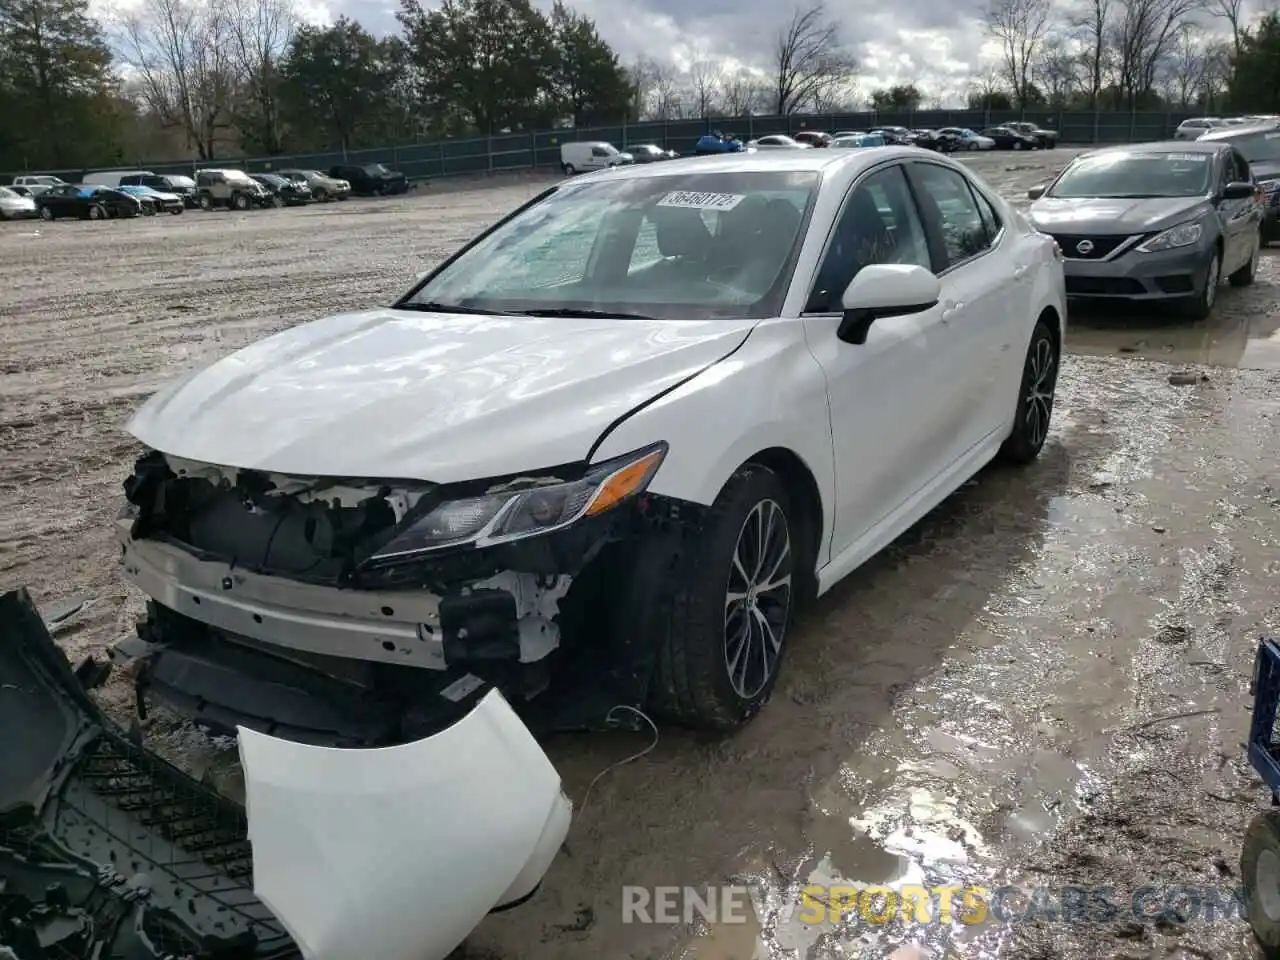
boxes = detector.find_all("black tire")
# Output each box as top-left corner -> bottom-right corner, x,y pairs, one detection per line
88,204 -> 106,220
336,194 -> 347,201
1181,249 -> 1220,320
313,188 -> 328,202
563,163 -> 576,175
1242,810 -> 1280,958
198,193 -> 214,211
1013,141 -> 1023,150
169,206 -> 183,215
39,206 -> 54,221
999,318 -> 1058,465
1230,233 -> 1261,287
232,192 -> 250,211
645,464 -> 799,730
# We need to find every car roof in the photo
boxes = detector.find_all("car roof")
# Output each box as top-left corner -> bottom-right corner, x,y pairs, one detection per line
571,145 -> 962,184
1198,120 -> 1280,140
1081,139 -> 1227,157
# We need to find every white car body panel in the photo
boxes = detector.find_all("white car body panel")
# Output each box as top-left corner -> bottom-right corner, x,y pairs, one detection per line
239,688 -> 572,960
126,309 -> 756,481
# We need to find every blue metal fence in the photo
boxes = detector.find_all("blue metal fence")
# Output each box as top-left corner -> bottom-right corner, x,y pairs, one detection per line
6,108 -> 1205,182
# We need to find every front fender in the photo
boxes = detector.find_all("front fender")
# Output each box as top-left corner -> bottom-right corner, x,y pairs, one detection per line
590,319 -> 837,567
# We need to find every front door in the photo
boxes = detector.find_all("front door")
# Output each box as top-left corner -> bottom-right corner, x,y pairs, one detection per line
800,161 -> 951,558
1219,148 -> 1259,274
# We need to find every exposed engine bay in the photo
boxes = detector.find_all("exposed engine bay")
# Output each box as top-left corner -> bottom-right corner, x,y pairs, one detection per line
111,449 -> 675,744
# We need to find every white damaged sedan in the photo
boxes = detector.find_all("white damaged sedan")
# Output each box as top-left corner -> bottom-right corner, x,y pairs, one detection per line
116,148 -> 1065,741
107,148 -> 1064,956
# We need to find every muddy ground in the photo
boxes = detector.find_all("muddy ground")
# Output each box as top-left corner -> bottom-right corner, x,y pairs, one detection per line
3,152 -> 1280,960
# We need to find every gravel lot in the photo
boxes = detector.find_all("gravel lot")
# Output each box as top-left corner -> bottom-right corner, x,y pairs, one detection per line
4,151 -> 1280,960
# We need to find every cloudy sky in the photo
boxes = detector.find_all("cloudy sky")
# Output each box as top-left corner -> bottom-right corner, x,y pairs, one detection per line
320,0 -> 1004,105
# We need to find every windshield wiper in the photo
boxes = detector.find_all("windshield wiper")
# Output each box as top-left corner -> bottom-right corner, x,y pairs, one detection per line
520,307 -> 661,320
398,300 -> 523,317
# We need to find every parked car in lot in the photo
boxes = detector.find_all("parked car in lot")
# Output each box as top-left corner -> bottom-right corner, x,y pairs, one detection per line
1006,121 -> 1059,148
871,126 -> 913,145
330,162 -> 410,196
120,172 -> 199,207
119,184 -> 185,215
626,143 -> 678,163
36,184 -> 142,220
831,133 -> 886,148
793,130 -> 833,148
911,129 -> 962,153
10,174 -> 68,196
694,132 -> 746,155
1026,141 -> 1261,319
1174,117 -> 1225,140
938,127 -> 995,150
1196,119 -> 1280,244
981,126 -> 1040,150
0,185 -> 37,219
114,148 -> 1065,738
560,141 -> 631,174
251,172 -> 312,206
195,168 -> 273,210
276,168 -> 351,201
84,169 -> 155,188
746,134 -> 811,150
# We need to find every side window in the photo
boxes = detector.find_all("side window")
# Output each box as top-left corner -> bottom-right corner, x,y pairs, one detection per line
912,164 -> 993,267
806,165 -> 932,313
1232,150 -> 1251,182
591,147 -> 608,157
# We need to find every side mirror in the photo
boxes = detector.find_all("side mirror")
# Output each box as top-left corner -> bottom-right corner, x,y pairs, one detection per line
1222,181 -> 1256,200
1027,184 -> 1046,200
837,264 -> 941,345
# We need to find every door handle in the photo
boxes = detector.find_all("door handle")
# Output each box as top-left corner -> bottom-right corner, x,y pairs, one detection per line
940,302 -> 960,321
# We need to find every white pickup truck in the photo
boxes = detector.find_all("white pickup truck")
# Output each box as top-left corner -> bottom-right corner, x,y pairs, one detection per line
10,174 -> 69,196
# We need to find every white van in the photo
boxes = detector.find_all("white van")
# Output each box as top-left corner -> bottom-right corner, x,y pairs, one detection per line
559,142 -> 632,175
83,170 -> 156,188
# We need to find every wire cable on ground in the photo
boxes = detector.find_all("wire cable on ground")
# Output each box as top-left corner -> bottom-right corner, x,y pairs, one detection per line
575,704 -> 660,821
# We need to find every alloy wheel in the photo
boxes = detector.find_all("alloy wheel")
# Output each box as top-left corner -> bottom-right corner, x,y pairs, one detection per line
724,499 -> 793,700
1025,335 -> 1057,449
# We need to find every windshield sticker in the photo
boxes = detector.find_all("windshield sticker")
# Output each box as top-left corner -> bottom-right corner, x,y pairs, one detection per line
656,191 -> 745,211
1163,153 -> 1208,162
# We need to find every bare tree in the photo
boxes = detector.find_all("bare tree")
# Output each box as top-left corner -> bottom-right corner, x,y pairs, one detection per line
1159,22 -> 1209,104
987,0 -> 1051,105
647,59 -> 682,119
627,57 -> 657,119
1073,0 -> 1112,107
772,2 -> 857,115
117,0 -> 236,159
722,68 -> 767,115
1111,0 -> 1202,108
226,0 -> 296,153
810,79 -> 860,112
1210,0 -> 1246,57
1037,35 -> 1083,103
686,51 -> 724,118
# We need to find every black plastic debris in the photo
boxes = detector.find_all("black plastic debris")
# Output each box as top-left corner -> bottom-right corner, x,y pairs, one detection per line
0,587 -> 302,960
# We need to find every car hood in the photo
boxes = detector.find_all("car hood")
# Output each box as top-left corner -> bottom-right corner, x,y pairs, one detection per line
1028,195 -> 1208,234
126,307 -> 757,482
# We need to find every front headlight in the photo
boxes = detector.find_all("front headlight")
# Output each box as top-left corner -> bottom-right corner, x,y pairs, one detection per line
1136,221 -> 1202,253
365,443 -> 667,563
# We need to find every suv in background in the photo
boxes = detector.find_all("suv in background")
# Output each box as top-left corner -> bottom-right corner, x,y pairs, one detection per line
329,162 -> 409,196
195,169 -> 272,211
275,169 -> 351,201
120,173 -> 199,208
1006,121 -> 1059,148
1175,117 -> 1224,140
10,174 -> 67,197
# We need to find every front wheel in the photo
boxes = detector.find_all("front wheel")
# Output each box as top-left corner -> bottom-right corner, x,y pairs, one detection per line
1242,811 -> 1280,958
1181,250 -> 1220,320
198,193 -> 213,211
1013,141 -> 1023,150
646,464 -> 798,730
88,204 -> 106,220
999,318 -> 1058,465
39,206 -> 54,221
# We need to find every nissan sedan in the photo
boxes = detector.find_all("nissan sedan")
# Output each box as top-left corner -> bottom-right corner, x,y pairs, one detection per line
1027,141 -> 1262,319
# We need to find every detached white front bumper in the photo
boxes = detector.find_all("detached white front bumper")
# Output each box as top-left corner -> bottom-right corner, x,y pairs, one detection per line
240,687 -> 573,960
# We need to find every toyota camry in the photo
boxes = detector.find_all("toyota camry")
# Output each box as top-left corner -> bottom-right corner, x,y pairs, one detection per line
111,148 -> 1066,743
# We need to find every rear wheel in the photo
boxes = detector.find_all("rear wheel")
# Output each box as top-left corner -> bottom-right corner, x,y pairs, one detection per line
232,192 -> 250,211
39,206 -> 54,221
198,193 -> 214,211
313,188 -> 328,202
999,319 -> 1058,465
562,163 -> 576,175
88,204 -> 106,220
1013,140 -> 1023,150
